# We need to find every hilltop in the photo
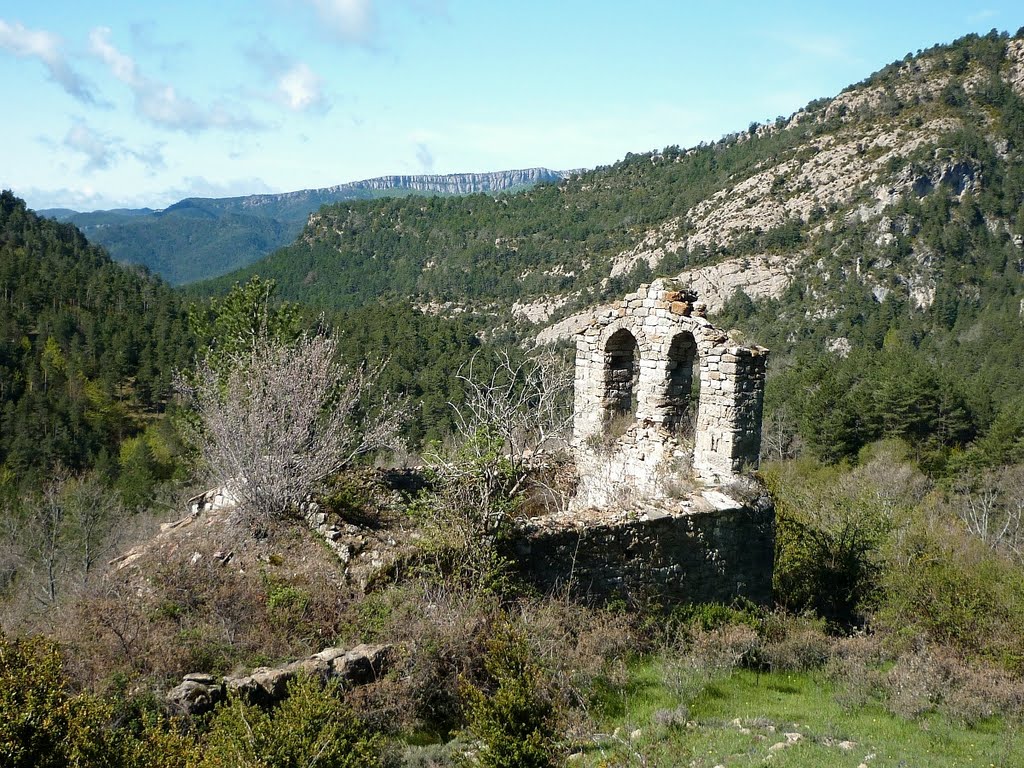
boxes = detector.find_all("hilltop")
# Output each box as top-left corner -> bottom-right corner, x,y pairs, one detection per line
198,32 -> 1022,320
41,168 -> 570,285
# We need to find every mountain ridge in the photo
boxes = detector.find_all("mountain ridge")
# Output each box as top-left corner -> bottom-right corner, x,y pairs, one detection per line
39,167 -> 573,285
190,29 -> 1024,465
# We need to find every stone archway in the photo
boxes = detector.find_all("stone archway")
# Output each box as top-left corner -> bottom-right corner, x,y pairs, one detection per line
665,331 -> 699,433
604,327 -> 639,419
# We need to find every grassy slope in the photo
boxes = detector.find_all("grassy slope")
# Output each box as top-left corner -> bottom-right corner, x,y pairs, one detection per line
583,663 -> 1021,767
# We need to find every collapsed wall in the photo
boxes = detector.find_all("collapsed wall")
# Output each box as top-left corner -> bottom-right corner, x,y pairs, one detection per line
516,278 -> 774,606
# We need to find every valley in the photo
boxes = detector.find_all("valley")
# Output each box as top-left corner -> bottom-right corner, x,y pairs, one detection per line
2,26 -> 1024,768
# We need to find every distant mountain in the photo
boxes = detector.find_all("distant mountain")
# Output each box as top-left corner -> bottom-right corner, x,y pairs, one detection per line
41,168 -> 571,285
201,32 -> 1024,325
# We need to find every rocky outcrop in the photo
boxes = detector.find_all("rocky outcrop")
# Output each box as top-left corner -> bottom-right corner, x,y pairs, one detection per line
167,643 -> 393,715
344,168 -> 571,195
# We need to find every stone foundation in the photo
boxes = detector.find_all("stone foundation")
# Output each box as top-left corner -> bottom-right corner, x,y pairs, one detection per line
513,490 -> 774,606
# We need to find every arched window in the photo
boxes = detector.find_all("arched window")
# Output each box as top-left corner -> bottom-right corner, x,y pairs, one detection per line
604,328 -> 638,418
666,332 -> 698,431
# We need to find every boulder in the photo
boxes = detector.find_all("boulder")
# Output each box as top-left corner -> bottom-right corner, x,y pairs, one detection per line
167,674 -> 225,715
170,643 -> 393,713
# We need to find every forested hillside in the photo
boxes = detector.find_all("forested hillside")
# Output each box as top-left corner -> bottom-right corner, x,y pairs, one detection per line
196,30 -> 1024,476
0,192 -> 193,482
46,169 -> 567,285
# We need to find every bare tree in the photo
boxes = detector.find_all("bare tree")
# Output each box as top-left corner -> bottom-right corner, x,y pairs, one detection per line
952,467 -> 1024,558
181,328 -> 406,528
2,469 -> 125,612
23,469 -> 71,605
760,404 -> 799,462
425,347 -> 574,541
66,473 -> 125,585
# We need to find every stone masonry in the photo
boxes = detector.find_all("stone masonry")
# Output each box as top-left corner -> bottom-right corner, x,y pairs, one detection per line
571,278 -> 768,508
510,278 -> 773,607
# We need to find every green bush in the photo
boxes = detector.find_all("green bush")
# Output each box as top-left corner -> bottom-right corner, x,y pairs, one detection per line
198,674 -> 388,768
766,460 -> 892,628
464,623 -> 562,768
0,632 -> 119,768
876,524 -> 1024,669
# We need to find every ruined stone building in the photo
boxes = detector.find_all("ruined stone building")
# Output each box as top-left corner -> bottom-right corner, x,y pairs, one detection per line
572,278 -> 768,508
517,279 -> 775,605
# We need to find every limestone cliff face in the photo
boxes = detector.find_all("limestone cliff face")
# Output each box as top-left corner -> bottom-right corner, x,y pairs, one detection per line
344,168 -> 570,195
238,168 -> 571,212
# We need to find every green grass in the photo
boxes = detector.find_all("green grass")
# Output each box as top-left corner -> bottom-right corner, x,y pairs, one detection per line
576,661 -> 1023,767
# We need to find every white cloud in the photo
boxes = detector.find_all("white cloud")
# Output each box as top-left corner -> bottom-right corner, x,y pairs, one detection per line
777,32 -> 856,63
245,38 -> 328,114
62,118 -> 166,174
295,0 -> 447,47
16,183 -> 131,212
169,175 -> 277,201
0,19 -> 97,103
278,62 -> 326,112
415,141 -> 433,171
64,121 -> 117,170
89,26 -> 261,133
18,174 -> 278,212
968,9 -> 999,24
304,0 -> 376,44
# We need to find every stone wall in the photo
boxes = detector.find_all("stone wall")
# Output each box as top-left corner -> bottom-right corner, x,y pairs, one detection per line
572,279 -> 768,508
514,491 -> 775,606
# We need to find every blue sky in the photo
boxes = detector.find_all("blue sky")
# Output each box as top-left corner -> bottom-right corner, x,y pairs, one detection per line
1,1 -> 1021,211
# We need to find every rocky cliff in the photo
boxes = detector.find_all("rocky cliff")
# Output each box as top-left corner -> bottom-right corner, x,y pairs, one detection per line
45,168 -> 571,285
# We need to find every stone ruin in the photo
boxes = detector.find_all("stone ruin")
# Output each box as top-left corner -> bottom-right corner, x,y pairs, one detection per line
145,279 -> 775,610
571,278 -> 768,508
515,279 -> 774,605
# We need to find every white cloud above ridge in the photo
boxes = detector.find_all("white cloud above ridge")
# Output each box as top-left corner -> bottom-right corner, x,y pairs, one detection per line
63,119 -> 166,174
89,26 -> 262,133
415,141 -> 433,171
303,0 -> 376,45
294,0 -> 447,48
277,62 -> 326,112
64,120 -> 116,170
968,9 -> 999,24
244,38 -> 328,114
773,31 -> 857,64
18,173 -> 279,212
0,19 -> 98,103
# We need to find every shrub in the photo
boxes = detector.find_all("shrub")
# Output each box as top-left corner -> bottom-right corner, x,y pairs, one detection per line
883,648 -> 950,719
0,632 -> 117,768
825,633 -> 889,710
876,522 -> 1024,667
464,622 -> 563,768
685,623 -> 762,674
758,612 -> 832,672
344,581 -> 499,737
198,674 -> 388,768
